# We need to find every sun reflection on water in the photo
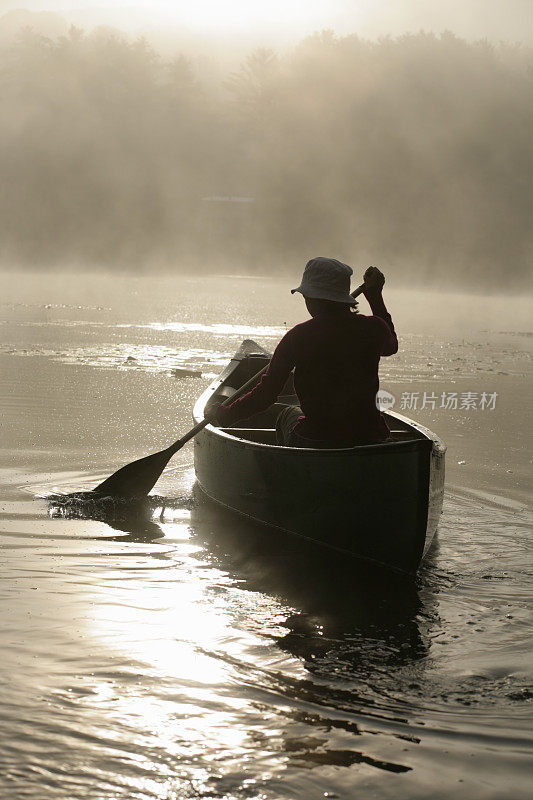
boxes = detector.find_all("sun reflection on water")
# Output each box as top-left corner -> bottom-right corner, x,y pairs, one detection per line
67,506 -> 298,798
89,539 -> 232,684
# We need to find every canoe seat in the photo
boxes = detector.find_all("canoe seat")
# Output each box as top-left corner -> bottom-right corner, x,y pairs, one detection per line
220,427 -> 277,445
278,395 -> 299,404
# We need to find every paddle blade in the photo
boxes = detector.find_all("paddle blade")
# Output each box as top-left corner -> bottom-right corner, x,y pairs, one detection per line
93,447 -> 174,498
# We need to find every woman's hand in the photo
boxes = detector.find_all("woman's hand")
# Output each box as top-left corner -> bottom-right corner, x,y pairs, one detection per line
363,266 -> 385,295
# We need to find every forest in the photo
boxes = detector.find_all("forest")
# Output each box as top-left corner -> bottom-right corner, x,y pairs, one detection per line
1,25 -> 532,288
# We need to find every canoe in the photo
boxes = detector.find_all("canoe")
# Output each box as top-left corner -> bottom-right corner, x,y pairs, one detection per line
193,340 -> 446,574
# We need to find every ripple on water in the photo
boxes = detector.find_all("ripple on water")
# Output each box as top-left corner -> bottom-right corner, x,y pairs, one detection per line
0,478 -> 532,799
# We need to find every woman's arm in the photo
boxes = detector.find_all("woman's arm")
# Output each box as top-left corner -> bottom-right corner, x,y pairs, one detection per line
362,267 -> 398,356
366,292 -> 398,356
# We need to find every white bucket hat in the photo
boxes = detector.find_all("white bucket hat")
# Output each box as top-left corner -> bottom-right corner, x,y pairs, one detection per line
291,257 -> 356,304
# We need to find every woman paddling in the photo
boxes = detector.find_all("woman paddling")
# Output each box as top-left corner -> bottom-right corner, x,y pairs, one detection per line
216,258 -> 398,448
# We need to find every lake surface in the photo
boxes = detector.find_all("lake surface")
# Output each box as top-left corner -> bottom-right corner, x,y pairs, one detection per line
1,272 -> 532,799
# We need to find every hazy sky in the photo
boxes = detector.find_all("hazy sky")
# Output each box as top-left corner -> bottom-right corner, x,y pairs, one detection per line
1,0 -> 533,43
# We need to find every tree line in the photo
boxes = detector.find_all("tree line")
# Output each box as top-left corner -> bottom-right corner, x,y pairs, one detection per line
1,26 -> 532,288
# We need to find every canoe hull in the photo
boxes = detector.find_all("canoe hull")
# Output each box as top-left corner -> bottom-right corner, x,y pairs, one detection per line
193,340 -> 445,574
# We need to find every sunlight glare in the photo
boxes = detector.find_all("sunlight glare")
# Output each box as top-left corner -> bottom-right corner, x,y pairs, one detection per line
124,0 -> 344,34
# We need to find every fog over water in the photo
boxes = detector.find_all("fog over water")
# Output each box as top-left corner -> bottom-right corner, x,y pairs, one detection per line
0,1 -> 532,290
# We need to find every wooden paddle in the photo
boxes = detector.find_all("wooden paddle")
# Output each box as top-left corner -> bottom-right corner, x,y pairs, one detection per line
93,281 -> 367,498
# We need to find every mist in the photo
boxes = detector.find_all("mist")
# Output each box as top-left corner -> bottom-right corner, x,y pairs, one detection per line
1,7 -> 533,290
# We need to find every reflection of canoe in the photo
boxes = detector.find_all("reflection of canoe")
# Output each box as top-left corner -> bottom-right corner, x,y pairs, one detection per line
193,340 -> 446,575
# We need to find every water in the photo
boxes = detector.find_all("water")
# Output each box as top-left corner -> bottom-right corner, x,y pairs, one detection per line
1,272 -> 532,799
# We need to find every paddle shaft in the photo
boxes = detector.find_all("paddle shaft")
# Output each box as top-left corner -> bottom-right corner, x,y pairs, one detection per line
167,362 -> 270,454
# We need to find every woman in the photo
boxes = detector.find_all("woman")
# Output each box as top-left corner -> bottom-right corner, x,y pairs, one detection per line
216,257 -> 398,447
